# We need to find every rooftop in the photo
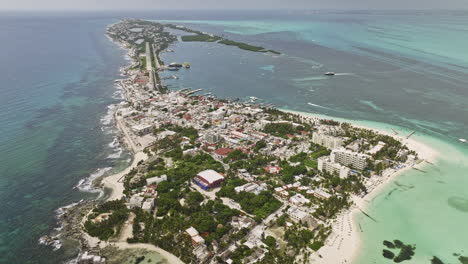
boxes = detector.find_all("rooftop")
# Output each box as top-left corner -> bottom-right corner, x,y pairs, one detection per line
197,170 -> 224,184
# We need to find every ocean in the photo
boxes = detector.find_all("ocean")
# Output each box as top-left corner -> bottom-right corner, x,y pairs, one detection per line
0,10 -> 467,263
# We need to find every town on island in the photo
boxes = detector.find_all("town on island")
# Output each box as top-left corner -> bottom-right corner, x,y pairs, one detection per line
41,19 -> 428,264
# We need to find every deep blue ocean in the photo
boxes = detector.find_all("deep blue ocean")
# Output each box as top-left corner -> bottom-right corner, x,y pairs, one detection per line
1,10 -> 468,263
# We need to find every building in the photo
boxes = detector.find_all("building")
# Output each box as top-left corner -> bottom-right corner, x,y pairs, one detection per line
132,124 -> 153,136
78,251 -> 106,264
185,227 -> 205,247
312,133 -> 344,150
367,141 -> 386,155
194,170 -> 225,190
289,193 -> 310,206
230,130 -> 249,140
318,156 -> 351,179
141,198 -> 155,212
312,189 -> 332,200
287,206 -> 310,223
264,166 -> 281,174
213,148 -> 233,160
129,195 -> 145,209
146,174 -> 167,185
234,183 -> 265,195
331,147 -> 370,170
231,216 -> 256,231
287,207 -> 319,229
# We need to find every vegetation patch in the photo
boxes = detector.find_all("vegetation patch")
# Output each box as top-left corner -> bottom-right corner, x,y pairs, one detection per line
382,239 -> 416,263
84,200 -> 129,241
181,34 -> 221,42
431,256 -> 445,264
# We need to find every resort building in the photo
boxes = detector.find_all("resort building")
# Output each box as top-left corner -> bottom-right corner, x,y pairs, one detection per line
194,169 -> 225,190
287,206 -> 319,229
330,147 -> 370,170
367,141 -> 386,155
312,189 -> 332,200
318,156 -> 351,179
289,193 -> 310,206
312,132 -> 344,150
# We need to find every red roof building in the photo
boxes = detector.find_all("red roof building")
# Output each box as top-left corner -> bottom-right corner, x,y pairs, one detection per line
193,170 -> 225,190
213,148 -> 233,160
265,166 -> 281,174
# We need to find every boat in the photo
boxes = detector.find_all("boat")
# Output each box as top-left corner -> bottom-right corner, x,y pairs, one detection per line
183,62 -> 191,68
324,72 -> 335,76
459,138 -> 467,142
169,62 -> 182,68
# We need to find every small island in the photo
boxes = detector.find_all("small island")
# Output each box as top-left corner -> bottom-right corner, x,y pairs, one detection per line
164,23 -> 281,54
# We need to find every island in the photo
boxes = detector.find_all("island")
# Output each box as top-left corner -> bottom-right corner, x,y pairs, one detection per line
43,19 -> 429,264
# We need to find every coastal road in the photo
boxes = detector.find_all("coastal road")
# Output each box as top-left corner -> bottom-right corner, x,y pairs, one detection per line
115,116 -> 138,153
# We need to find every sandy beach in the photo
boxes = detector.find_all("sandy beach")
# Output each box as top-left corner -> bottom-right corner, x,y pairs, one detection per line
283,109 -> 441,264
101,151 -> 147,201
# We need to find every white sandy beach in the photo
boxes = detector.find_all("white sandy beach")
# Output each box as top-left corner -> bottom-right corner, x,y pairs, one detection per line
102,151 -> 147,201
283,109 -> 441,264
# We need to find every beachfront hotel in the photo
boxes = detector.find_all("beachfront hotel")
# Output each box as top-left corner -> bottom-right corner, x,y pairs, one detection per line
312,132 -> 344,150
318,156 -> 351,178
331,147 -> 370,170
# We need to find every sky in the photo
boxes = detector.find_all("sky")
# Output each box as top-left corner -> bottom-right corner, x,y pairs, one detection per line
0,0 -> 467,11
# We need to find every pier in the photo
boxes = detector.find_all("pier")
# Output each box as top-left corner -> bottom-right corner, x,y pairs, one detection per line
406,131 -> 416,139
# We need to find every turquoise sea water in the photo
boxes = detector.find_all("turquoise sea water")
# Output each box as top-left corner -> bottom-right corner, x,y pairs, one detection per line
0,13 -> 132,263
1,10 -> 468,263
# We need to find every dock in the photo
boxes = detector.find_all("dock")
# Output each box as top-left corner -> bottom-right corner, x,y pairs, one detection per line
185,89 -> 203,95
406,131 -> 416,139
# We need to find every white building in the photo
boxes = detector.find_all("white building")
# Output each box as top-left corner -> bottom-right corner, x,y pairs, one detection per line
289,193 -> 310,206
331,147 -> 370,170
312,132 -> 344,150
318,156 -> 351,179
234,183 -> 266,195
129,195 -> 145,209
141,198 -> 155,212
132,124 -> 153,136
312,189 -> 332,200
286,206 -> 314,226
367,141 -> 386,155
146,174 -> 167,185
78,251 -> 106,264
185,227 -> 205,247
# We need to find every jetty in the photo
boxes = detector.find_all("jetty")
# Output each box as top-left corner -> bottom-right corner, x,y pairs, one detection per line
406,131 -> 416,139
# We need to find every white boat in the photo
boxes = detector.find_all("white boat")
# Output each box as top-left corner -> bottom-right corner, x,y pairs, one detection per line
459,138 -> 467,142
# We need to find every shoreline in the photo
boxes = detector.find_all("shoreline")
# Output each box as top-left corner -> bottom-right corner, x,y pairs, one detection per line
76,29 -> 184,263
283,109 -> 441,264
